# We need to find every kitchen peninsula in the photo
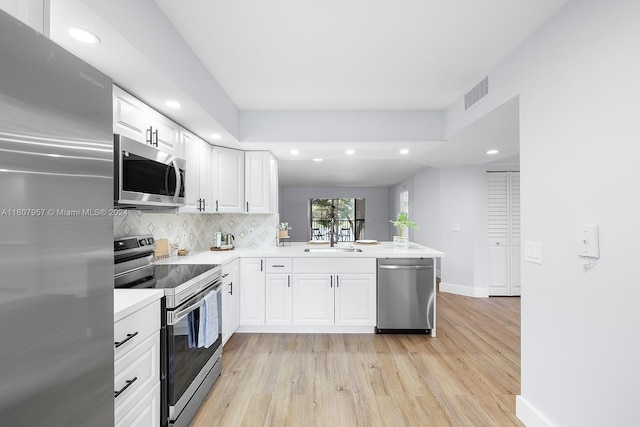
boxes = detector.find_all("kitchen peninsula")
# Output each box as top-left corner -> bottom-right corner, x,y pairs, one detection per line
156,241 -> 444,337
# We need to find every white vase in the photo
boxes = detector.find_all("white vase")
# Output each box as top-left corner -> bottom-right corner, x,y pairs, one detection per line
393,235 -> 409,249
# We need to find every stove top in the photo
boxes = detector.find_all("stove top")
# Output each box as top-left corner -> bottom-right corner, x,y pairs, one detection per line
152,264 -> 220,289
114,234 -> 222,308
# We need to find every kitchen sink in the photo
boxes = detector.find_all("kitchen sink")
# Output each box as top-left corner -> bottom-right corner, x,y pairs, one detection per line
304,247 -> 363,253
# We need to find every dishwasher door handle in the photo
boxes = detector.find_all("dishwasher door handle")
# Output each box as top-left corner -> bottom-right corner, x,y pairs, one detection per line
378,265 -> 432,270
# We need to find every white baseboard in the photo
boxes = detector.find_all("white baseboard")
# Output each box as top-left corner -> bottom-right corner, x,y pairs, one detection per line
516,395 -> 554,427
439,282 -> 489,298
236,325 -> 375,334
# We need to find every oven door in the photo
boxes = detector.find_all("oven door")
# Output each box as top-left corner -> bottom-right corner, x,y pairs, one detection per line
166,281 -> 222,422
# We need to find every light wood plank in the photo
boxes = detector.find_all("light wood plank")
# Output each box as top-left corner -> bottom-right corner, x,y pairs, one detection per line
189,291 -> 523,426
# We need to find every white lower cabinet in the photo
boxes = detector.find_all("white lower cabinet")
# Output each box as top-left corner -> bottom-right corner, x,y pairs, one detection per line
292,258 -> 376,327
266,273 -> 292,325
239,258 -> 265,326
292,273 -> 376,326
292,274 -> 334,325
222,258 -> 240,344
115,382 -> 160,427
265,258 -> 292,325
334,273 -> 377,326
114,297 -> 161,427
239,257 -> 377,332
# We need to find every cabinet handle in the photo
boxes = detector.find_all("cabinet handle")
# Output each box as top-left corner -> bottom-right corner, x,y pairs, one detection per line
114,331 -> 138,348
260,259 -> 263,272
153,129 -> 158,147
146,126 -> 153,145
287,276 -> 290,288
222,273 -> 229,278
330,276 -> 333,288
246,201 -> 249,212
114,377 -> 138,398
336,275 -> 339,287
272,264 -> 285,268
229,281 -> 233,295
216,200 -> 219,212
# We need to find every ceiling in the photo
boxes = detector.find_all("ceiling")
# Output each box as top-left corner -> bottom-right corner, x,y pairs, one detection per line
48,0 -> 570,187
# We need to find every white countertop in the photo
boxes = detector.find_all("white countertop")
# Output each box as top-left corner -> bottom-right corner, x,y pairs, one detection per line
155,241 -> 445,265
114,288 -> 164,322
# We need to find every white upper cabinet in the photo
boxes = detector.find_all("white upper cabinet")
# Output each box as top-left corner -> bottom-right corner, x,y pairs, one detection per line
245,151 -> 278,214
113,86 -> 180,156
180,130 -> 213,213
212,147 -> 244,213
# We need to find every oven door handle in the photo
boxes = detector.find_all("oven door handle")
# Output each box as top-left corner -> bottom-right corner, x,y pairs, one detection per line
170,282 -> 221,325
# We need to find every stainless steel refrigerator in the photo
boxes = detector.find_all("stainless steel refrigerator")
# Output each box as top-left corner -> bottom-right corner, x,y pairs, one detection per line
0,10 -> 114,426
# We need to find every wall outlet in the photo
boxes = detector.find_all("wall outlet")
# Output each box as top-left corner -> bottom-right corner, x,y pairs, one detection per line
452,223 -> 461,232
524,241 -> 542,264
577,225 -> 599,258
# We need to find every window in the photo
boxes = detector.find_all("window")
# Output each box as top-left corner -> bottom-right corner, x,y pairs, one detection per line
309,198 -> 365,241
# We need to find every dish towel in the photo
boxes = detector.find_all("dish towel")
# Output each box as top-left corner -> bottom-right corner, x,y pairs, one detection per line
187,311 -> 198,349
197,291 -> 219,348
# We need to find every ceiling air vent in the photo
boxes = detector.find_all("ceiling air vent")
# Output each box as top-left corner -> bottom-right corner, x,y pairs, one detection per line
464,77 -> 489,110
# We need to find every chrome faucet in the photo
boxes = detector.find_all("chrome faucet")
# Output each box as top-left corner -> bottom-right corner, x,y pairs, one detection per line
328,217 -> 338,247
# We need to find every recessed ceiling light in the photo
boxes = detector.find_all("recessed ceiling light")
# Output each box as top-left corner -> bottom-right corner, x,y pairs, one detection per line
210,133 -> 222,140
68,27 -> 100,44
486,149 -> 500,155
290,149 -> 299,155
400,149 -> 410,155
346,149 -> 355,155
165,100 -> 182,108
313,158 -> 323,162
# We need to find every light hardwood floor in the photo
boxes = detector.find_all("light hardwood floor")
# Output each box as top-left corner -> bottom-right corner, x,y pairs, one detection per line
190,291 -> 523,426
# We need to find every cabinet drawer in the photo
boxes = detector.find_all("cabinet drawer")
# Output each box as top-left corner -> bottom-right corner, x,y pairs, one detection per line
114,332 -> 160,425
266,257 -> 292,273
293,257 -> 375,274
116,382 -> 160,427
114,299 -> 160,361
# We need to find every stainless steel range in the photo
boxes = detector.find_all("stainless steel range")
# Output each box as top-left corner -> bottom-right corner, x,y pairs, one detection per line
114,235 -> 223,427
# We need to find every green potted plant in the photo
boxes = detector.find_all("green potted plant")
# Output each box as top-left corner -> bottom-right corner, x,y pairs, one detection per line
277,222 -> 291,238
390,212 -> 419,248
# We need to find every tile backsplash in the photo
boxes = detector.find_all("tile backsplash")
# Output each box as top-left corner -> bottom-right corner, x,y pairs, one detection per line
114,211 -> 278,251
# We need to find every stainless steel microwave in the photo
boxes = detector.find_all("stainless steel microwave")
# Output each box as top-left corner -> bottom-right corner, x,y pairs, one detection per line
114,134 -> 186,209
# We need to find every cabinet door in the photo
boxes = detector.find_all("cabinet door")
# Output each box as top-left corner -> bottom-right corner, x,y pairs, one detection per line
244,151 -> 271,213
146,110 -> 180,156
292,274 -> 334,325
113,86 -> 147,143
180,131 -> 213,213
334,274 -> 376,326
229,260 -> 240,333
265,274 -> 292,325
239,258 -> 265,326
222,278 -> 232,345
212,147 -> 244,213
115,382 -> 160,427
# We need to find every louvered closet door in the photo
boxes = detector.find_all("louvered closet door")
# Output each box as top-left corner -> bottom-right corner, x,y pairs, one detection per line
487,172 -> 521,296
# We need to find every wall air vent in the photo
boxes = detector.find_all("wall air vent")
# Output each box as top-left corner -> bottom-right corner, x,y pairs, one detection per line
464,76 -> 489,110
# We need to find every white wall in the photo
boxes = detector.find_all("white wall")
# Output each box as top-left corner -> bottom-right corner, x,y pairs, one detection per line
437,166 -> 488,296
442,1 -> 640,425
280,186 -> 390,242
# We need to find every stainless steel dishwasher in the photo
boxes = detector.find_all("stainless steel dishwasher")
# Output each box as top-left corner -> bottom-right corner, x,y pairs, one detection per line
376,258 -> 435,335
